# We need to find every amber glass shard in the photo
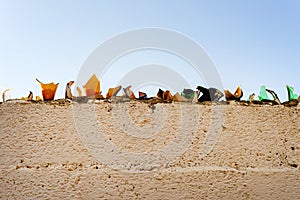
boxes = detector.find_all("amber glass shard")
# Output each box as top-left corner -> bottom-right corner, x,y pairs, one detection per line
36,79 -> 59,101
83,74 -> 100,97
106,86 -> 121,98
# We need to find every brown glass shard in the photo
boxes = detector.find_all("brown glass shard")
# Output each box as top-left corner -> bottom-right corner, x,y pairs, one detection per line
172,92 -> 188,102
224,86 -> 243,101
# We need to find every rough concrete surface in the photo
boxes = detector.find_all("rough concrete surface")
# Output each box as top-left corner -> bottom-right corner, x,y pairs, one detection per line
0,101 -> 299,199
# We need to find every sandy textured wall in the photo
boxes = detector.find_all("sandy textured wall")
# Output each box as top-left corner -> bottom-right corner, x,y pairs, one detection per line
0,101 -> 299,199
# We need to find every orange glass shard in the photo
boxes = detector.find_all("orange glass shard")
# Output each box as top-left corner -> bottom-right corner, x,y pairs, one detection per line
83,74 -> 100,96
163,90 -> 172,101
157,88 -> 172,101
106,88 -> 114,98
36,96 -> 42,101
106,86 -> 121,98
138,91 -> 147,100
130,93 -> 136,99
36,79 -> 59,101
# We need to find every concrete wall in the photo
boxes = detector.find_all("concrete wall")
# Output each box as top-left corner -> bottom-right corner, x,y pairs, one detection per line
0,101 -> 299,199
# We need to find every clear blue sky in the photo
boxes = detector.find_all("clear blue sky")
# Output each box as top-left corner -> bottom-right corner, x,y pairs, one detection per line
0,0 -> 299,101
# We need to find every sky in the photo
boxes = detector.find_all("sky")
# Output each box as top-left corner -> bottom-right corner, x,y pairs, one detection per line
0,0 -> 299,101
